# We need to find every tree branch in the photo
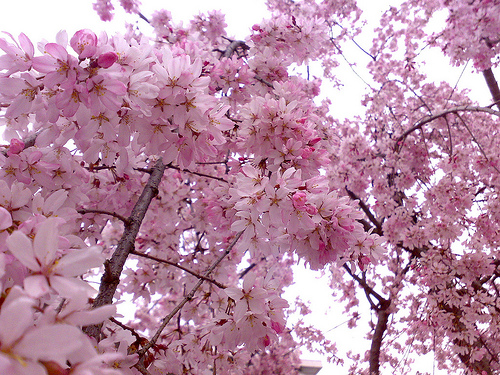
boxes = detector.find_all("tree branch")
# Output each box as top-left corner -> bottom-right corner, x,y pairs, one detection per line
369,301 -> 391,375
109,317 -> 144,343
345,188 -> 383,235
216,38 -> 249,59
343,264 -> 389,307
138,231 -> 244,357
130,250 -> 227,289
395,105 -> 500,150
78,208 -> 130,224
84,158 -> 166,340
1,131 -> 40,156
343,264 -> 391,374
483,68 -> 500,110
166,163 -> 228,183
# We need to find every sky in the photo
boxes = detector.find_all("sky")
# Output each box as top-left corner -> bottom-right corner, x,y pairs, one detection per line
0,1 -> 492,374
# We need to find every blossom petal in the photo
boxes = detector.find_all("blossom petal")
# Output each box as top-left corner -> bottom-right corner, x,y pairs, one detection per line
53,246 -> 104,277
15,324 -> 84,365
33,218 -> 59,267
0,291 -> 34,347
23,275 -> 51,298
6,231 -> 40,271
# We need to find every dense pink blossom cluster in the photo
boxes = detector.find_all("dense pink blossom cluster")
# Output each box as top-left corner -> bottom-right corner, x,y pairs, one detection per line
2,0 -> 500,374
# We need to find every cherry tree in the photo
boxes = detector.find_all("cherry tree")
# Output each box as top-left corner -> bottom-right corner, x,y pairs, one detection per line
1,0 -> 500,374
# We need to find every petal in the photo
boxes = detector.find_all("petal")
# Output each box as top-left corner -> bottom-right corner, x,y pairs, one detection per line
0,207 -> 12,230
18,33 -> 34,57
44,43 -> 68,61
225,287 -> 243,301
0,292 -> 34,347
65,304 -> 116,326
15,324 -> 84,364
6,231 -> 40,271
33,218 -> 59,267
243,272 -> 257,291
50,275 -> 98,299
53,246 -> 104,277
23,275 -> 51,298
42,189 -> 68,214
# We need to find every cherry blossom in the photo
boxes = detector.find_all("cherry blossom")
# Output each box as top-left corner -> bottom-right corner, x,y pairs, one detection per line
2,0 -> 500,374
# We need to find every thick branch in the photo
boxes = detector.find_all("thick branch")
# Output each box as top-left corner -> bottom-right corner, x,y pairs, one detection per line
343,264 -> 391,374
138,231 -> 243,356
369,301 -> 391,375
85,159 -> 166,340
216,38 -> 249,59
483,68 -> 500,109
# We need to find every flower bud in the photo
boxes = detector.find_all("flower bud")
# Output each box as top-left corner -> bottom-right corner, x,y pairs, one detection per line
97,51 -> 118,68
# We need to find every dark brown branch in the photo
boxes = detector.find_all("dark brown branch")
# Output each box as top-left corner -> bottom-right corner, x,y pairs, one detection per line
483,68 -> 500,110
134,361 -> 152,375
166,163 -> 228,183
130,250 -> 227,289
343,264 -> 389,307
254,75 -> 274,88
109,317 -> 144,343
239,263 -> 257,279
345,188 -> 383,235
369,301 -> 391,375
343,264 -> 391,374
216,38 -> 249,59
138,12 -> 150,24
78,208 -> 129,224
134,167 -> 153,174
138,231 -> 244,357
84,158 -> 166,340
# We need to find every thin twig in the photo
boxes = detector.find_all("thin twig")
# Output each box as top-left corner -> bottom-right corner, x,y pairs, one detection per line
254,75 -> 274,88
456,113 -> 500,175
138,231 -> 244,356
345,188 -> 383,235
131,250 -> 227,289
109,317 -> 144,343
78,208 -> 129,224
166,163 -> 228,183
343,264 -> 388,307
395,105 -> 500,150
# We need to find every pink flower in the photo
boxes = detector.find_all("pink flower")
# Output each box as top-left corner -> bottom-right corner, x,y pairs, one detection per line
0,32 -> 34,74
0,286 -> 88,371
84,74 -> 127,114
6,138 -> 24,156
292,191 -> 307,210
32,43 -> 79,89
6,218 -> 104,298
70,29 -> 98,59
225,273 -> 268,320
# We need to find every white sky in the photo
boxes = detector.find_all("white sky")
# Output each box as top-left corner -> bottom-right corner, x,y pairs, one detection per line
0,1 -> 491,374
